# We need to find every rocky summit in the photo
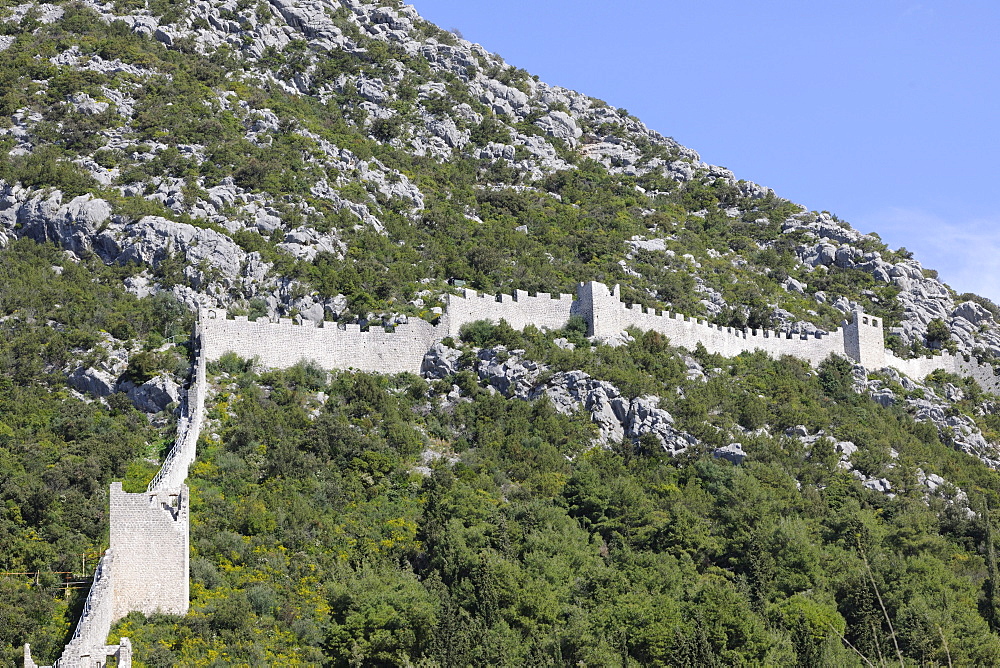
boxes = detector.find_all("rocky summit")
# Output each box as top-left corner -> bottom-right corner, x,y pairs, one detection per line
4,0 -> 1000,666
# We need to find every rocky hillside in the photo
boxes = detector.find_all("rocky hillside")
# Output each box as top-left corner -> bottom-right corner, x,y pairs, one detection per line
5,0 -> 1000,665
2,0 -> 999,361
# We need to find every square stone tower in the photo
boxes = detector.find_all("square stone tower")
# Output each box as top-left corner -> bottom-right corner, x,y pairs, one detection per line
844,310 -> 886,369
109,483 -> 189,621
576,281 -> 622,339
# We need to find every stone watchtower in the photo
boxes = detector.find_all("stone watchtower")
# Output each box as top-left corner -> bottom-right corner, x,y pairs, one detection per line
109,483 -> 190,620
576,281 -> 623,338
844,310 -> 886,369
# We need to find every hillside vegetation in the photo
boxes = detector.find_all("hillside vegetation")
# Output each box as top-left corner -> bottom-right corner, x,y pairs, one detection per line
1,0 -> 1000,665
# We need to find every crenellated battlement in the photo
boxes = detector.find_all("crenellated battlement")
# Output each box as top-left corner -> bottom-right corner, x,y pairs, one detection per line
444,288 -> 576,337
200,307 -> 440,374
197,280 -> 999,395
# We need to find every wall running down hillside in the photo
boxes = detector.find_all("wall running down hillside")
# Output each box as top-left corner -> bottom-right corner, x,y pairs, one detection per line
35,280 -> 999,667
25,350 -> 206,668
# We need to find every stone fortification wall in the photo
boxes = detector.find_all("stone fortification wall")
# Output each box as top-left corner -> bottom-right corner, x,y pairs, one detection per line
109,483 -> 189,620
200,310 -> 440,374
37,331 -> 203,667
957,358 -> 1000,395
625,304 -> 848,366
577,281 -> 1000,392
887,350 -> 1000,395
52,552 -> 117,667
579,281 -> 849,366
443,288 -> 576,337
201,281 -> 996,396
25,552 -> 132,667
148,350 -> 206,491
200,289 -> 578,374
37,279 -> 1000,667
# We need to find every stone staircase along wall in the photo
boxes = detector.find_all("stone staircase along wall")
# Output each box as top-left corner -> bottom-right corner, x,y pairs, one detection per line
35,279 -> 1000,667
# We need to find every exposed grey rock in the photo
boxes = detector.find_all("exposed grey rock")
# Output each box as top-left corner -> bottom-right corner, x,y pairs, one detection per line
68,92 -> 109,115
277,226 -> 344,262
836,440 -> 858,458
714,443 -> 746,464
536,110 -> 582,145
118,216 -> 245,280
835,246 -> 859,268
813,243 -> 837,267
12,190 -> 115,258
458,353 -> 699,452
553,337 -> 575,351
67,367 -> 117,398
855,472 -> 893,495
786,424 -> 810,438
683,356 -> 705,382
871,388 -> 895,408
427,118 -> 464,148
783,277 -> 807,294
628,237 -> 670,253
123,274 -> 155,299
477,347 -> 541,397
421,342 -> 461,379
124,374 -> 181,413
953,301 -> 993,326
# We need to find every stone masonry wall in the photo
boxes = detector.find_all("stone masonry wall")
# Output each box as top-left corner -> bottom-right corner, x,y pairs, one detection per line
581,281 -> 850,366
199,280 -> 997,396
51,551 -> 116,668
39,330 -> 203,667
443,288 -> 576,337
200,309 -> 440,374
148,349 -> 206,492
109,483 -> 189,620
888,350 -> 1000,394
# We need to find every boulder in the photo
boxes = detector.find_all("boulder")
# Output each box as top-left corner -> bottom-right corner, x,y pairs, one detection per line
68,92 -> 109,115
835,440 -> 858,458
125,374 -> 181,413
813,243 -> 837,267
871,388 -> 895,408
714,443 -> 747,464
67,367 -> 117,398
421,342 -> 461,379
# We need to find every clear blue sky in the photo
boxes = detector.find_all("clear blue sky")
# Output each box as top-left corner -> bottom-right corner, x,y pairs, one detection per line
410,0 -> 1000,303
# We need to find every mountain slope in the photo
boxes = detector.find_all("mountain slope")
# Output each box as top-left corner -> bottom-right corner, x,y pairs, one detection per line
3,0 -> 1000,665
4,0 -> 998,357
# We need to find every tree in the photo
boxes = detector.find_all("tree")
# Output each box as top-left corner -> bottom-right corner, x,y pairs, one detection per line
926,318 -> 951,348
